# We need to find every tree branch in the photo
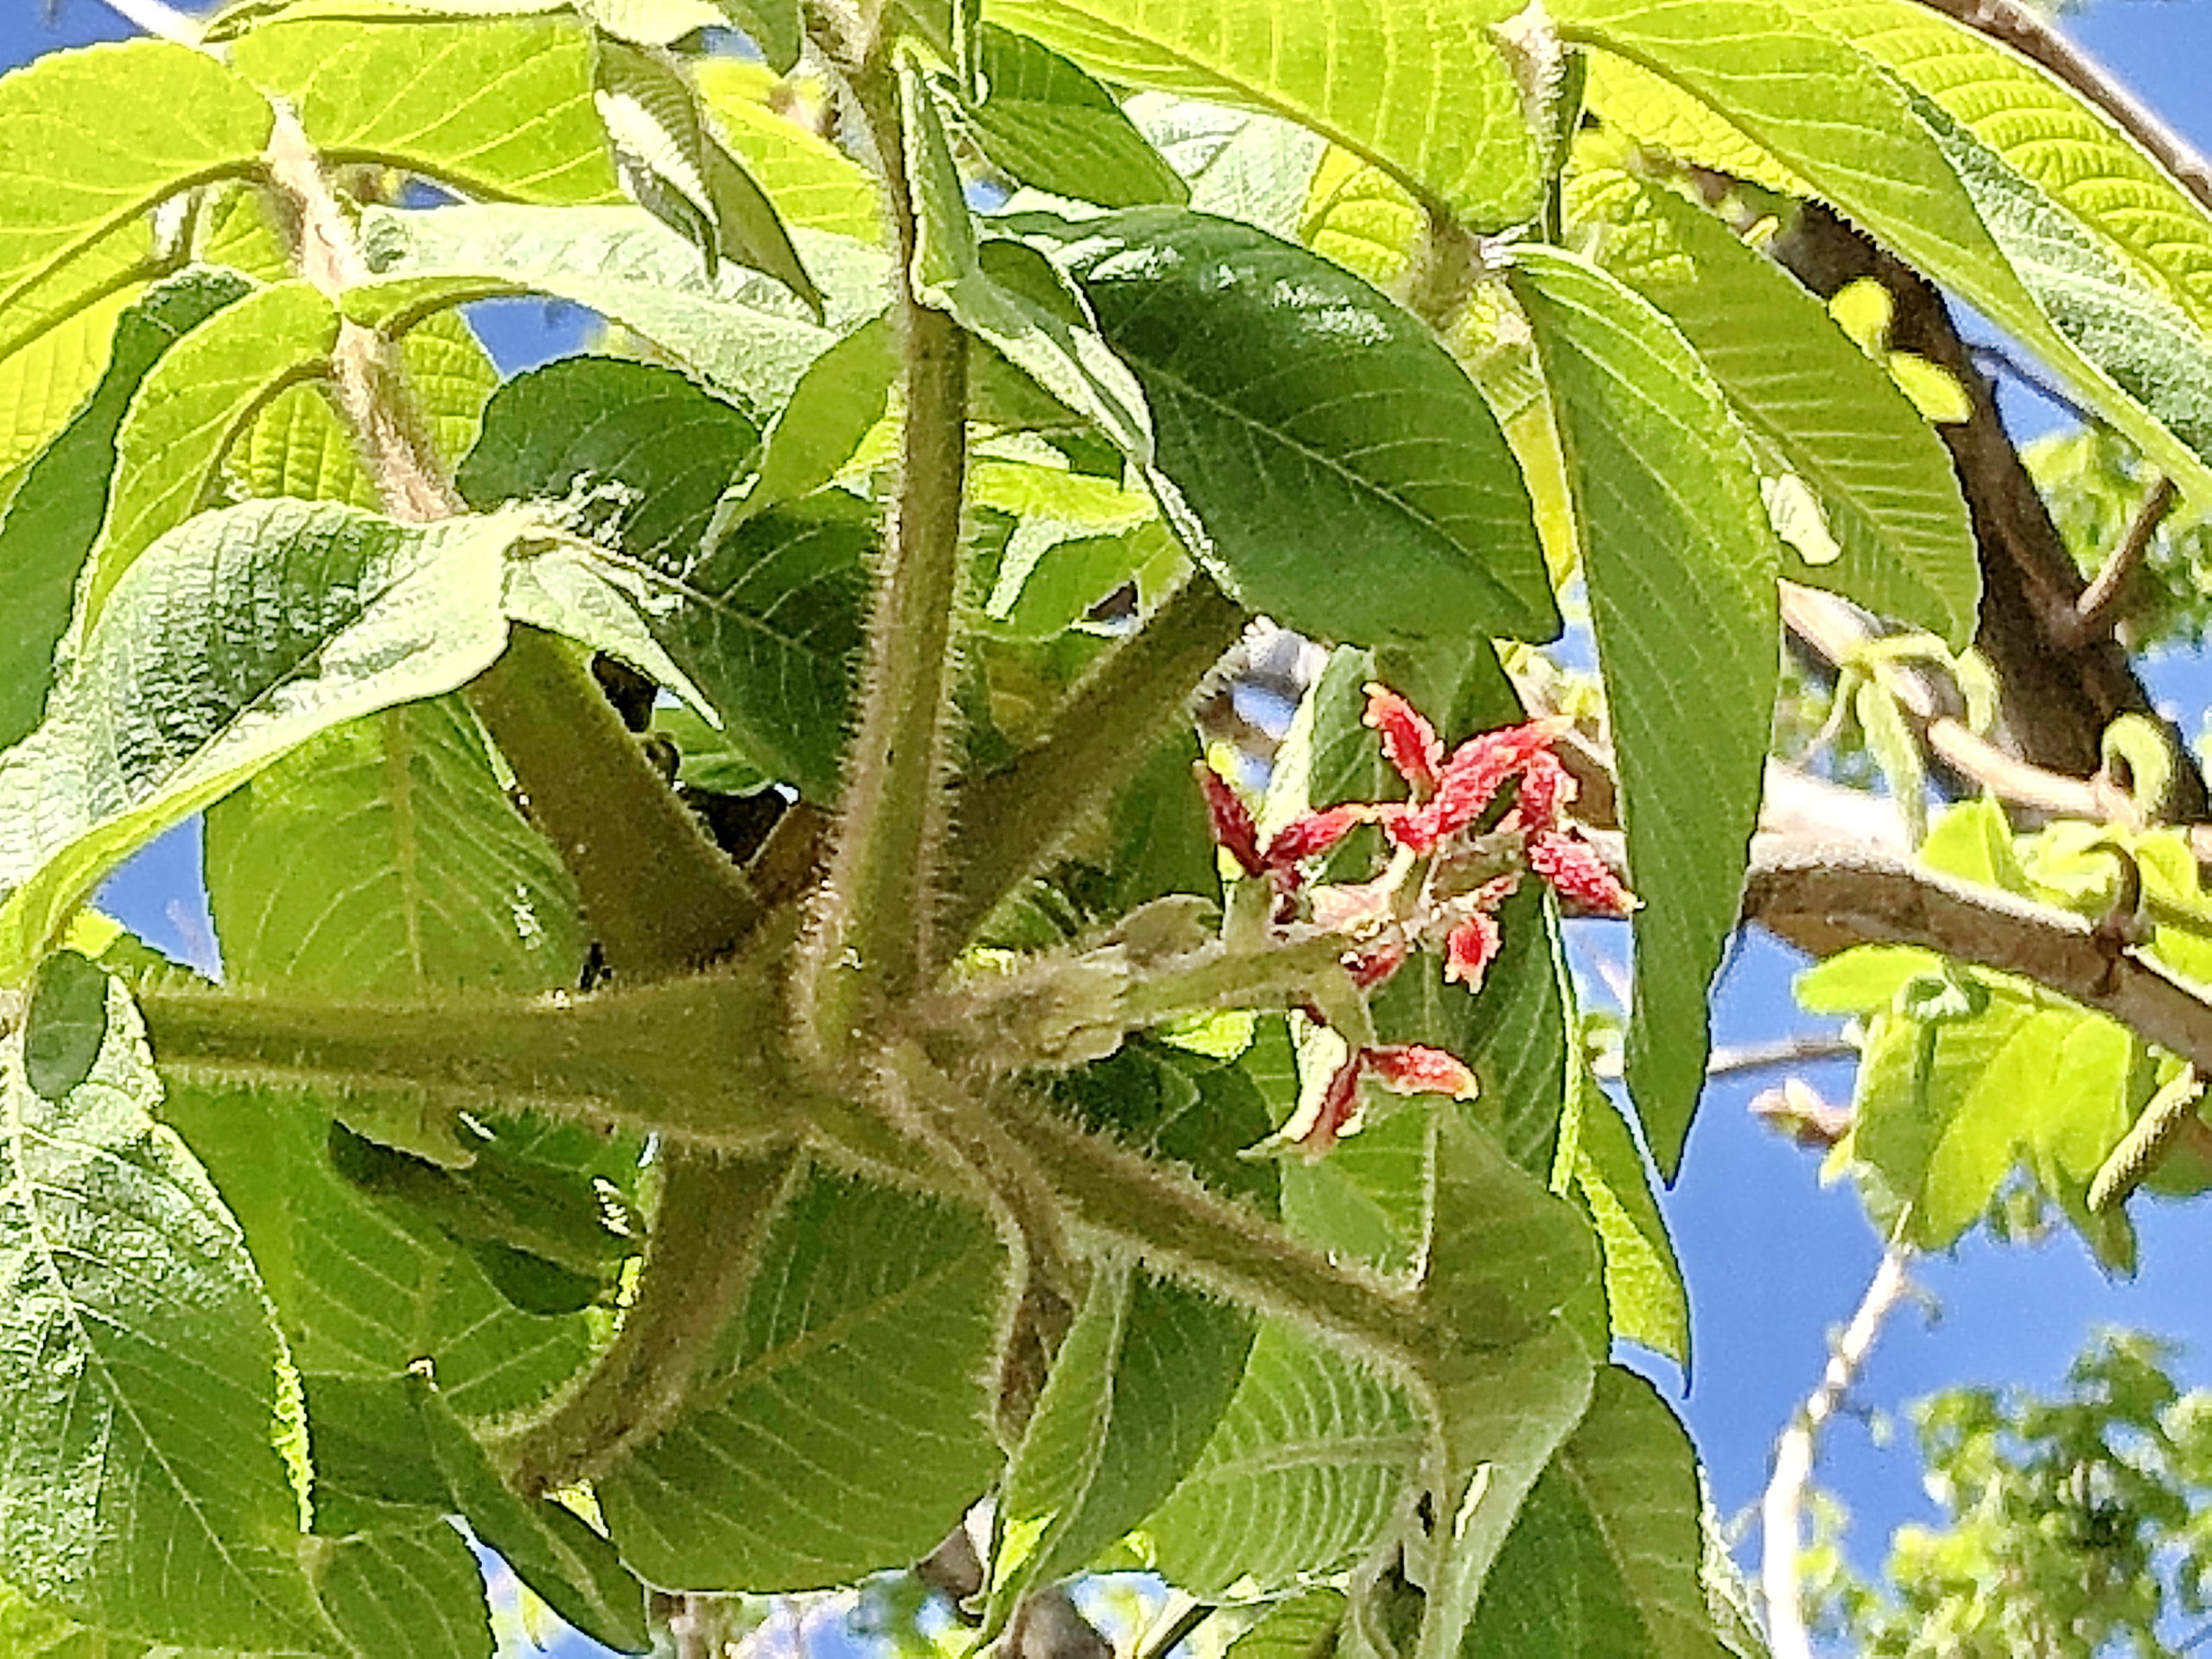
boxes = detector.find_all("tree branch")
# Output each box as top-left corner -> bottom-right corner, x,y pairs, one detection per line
1770,204 -> 2211,821
1762,1247 -> 1914,1659
499,1146 -> 805,1497
1742,834 -> 2212,1073
258,105 -> 764,972
2064,474 -> 2176,649
90,0 -> 202,47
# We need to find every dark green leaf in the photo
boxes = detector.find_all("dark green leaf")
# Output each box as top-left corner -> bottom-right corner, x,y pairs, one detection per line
955,26 -> 1187,208
22,950 -> 108,1102
1464,1368 -> 1736,1658
1512,245 -> 1778,1178
596,1172 -> 1006,1590
458,355 -> 868,796
1046,210 -> 1559,645
416,1380 -> 653,1653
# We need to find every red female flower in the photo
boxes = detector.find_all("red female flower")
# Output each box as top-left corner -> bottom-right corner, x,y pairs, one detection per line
1526,831 -> 1636,917
1363,683 -> 1443,798
1285,1041 -> 1479,1155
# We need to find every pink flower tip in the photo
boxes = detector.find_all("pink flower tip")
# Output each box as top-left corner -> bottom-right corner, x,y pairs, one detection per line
1194,760 -> 1266,878
1444,912 -> 1503,991
1363,683 -> 1443,797
1363,1044 -> 1479,1100
1528,832 -> 1637,916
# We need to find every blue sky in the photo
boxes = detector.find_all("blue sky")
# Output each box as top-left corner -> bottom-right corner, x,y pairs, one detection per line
12,0 -> 2212,1644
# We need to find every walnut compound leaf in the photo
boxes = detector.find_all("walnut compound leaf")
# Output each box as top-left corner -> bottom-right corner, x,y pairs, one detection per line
1578,173 -> 1977,648
986,0 -> 1540,227
79,279 -> 342,631
0,41 -> 271,317
988,1258 -> 1255,1630
350,202 -> 886,418
230,14 -> 622,206
1145,1322 -> 1426,1595
416,1380 -> 652,1654
1464,1367 -> 1738,1657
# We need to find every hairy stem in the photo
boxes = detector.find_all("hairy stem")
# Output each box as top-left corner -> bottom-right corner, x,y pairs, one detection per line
260,105 -> 762,974
938,574 -> 1247,957
137,970 -> 817,1147
995,1090 -> 1431,1370
468,627 -> 762,975
798,59 -> 971,1061
501,1146 -> 805,1496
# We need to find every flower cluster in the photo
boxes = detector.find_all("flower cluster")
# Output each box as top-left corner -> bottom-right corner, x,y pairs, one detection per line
1201,684 -> 1635,1154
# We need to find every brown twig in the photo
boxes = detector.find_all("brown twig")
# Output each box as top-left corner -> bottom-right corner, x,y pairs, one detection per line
1770,205 -> 2211,821
1742,835 -> 2212,1071
1761,1247 -> 1915,1659
2065,475 -> 2177,648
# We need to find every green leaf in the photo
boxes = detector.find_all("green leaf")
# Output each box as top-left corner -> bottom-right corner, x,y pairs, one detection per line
592,37 -> 823,314
80,279 -> 342,627
596,1171 -> 1007,1590
1512,245 -> 1779,1178
1146,1322 -> 1426,1594
1226,1588 -> 1346,1659
710,0 -> 802,70
1129,96 -> 1326,238
693,61 -> 885,241
1560,0 -> 2212,503
415,1381 -> 652,1654
313,1523 -> 494,1659
1847,981 -> 2144,1267
714,315 -> 895,531
1041,209 -> 1557,645
0,270 -> 257,754
230,15 -> 621,205
1565,1072 -> 1688,1368
353,203 -> 887,416
300,1371 -> 451,1537
0,285 -> 137,482
0,41 -> 270,321
1464,1367 -> 1735,1657
987,0 -> 1540,227
1576,175 -> 1977,646
0,500 -> 533,983
456,355 -> 868,797
22,950 -> 109,1103
1414,1324 -> 1597,1659
164,1081 -> 598,1424
989,1257 -> 1255,1625
903,60 -> 1155,461
204,695 -> 588,995
0,982 -> 321,1650
955,25 -> 1187,208
236,315 -> 499,512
